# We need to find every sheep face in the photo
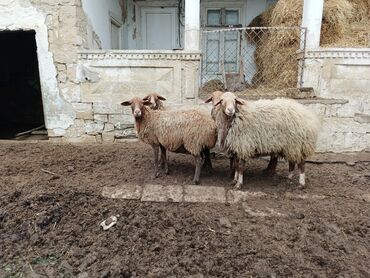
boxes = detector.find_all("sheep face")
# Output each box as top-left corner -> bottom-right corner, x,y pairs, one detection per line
143,93 -> 166,110
121,97 -> 150,118
215,92 -> 244,117
204,91 -> 224,106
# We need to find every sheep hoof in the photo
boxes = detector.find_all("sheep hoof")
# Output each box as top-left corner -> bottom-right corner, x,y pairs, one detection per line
192,180 -> 199,185
234,183 -> 242,190
165,169 -> 170,175
154,173 -> 159,178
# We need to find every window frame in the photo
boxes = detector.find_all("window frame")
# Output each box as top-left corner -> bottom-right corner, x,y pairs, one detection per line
109,11 -> 123,49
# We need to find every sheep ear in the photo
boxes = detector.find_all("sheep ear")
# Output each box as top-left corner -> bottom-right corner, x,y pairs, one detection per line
204,96 -> 213,103
215,99 -> 222,106
121,101 -> 132,106
157,95 -> 166,101
236,98 -> 245,105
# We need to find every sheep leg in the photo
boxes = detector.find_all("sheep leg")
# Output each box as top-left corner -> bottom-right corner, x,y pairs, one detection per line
262,154 -> 278,176
298,162 -> 305,187
234,159 -> 245,190
152,145 -> 160,178
229,154 -> 235,178
230,158 -> 238,186
288,162 -> 295,179
192,154 -> 202,185
160,145 -> 169,175
202,148 -> 213,174
158,148 -> 163,168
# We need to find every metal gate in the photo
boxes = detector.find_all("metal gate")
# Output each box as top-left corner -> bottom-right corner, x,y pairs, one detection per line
200,27 -> 307,97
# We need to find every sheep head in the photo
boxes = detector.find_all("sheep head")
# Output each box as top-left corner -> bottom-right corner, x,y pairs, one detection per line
142,92 -> 166,110
204,91 -> 224,107
214,92 -> 245,117
121,97 -> 151,118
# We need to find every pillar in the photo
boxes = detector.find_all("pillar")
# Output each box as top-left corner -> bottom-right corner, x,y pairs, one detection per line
184,0 -> 200,51
301,0 -> 324,49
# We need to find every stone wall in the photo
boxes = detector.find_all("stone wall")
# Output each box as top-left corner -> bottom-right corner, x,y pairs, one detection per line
302,48 -> 370,152
74,50 -> 201,143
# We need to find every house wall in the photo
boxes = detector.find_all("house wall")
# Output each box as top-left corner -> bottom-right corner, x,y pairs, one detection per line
302,49 -> 370,152
122,0 -> 276,50
81,0 -> 122,49
0,0 -> 90,137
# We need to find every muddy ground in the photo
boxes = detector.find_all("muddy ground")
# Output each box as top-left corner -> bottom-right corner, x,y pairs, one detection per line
0,141 -> 369,277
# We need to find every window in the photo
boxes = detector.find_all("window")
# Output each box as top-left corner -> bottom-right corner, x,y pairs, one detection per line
204,8 -> 240,74
206,9 -> 240,27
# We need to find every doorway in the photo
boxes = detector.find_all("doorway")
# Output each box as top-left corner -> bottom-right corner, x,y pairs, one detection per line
141,7 -> 178,50
0,30 -> 46,139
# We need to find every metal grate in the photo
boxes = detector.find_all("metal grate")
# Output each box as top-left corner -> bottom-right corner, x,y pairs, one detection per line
200,27 -> 307,97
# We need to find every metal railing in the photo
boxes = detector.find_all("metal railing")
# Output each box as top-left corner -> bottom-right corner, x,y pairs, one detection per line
200,26 -> 307,97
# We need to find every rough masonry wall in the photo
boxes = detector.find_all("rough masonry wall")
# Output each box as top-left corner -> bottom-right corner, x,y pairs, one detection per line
302,49 -> 370,152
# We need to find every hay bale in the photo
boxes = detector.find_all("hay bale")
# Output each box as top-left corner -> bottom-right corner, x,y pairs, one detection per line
199,79 -> 225,98
246,0 -> 370,95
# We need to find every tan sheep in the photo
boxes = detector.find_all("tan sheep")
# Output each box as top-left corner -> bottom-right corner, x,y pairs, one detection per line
143,92 -> 166,110
121,97 -> 217,184
144,92 -> 214,173
213,92 -> 320,189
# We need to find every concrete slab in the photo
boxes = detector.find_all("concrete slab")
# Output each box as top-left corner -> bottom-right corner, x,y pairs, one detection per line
102,184 -> 142,200
184,185 -> 226,203
141,184 -> 183,203
226,190 -> 268,204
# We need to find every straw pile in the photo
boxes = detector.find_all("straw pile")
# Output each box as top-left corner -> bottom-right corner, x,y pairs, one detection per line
248,0 -> 370,90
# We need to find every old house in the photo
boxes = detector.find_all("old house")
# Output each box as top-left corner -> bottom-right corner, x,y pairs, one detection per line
0,0 -> 369,152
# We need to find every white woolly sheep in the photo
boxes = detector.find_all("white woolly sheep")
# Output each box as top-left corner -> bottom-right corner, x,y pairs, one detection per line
121,97 -> 217,184
205,91 -> 279,177
213,92 -> 320,189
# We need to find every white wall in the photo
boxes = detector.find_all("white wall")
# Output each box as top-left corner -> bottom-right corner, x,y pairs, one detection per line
82,0 -> 122,49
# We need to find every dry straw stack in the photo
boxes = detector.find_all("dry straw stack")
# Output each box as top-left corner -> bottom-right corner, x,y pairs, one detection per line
249,0 -> 370,90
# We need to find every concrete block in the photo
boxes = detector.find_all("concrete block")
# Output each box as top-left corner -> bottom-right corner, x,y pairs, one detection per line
115,127 -> 137,139
102,184 -> 142,200
92,102 -> 124,114
85,121 -> 104,135
72,102 -> 93,120
109,114 -> 134,127
141,184 -> 183,202
184,185 -> 226,203
94,114 -> 108,122
102,132 -> 115,143
64,119 -> 85,138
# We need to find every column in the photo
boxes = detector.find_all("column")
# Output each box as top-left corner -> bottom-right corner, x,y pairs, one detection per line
184,0 -> 200,51
301,0 -> 324,49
